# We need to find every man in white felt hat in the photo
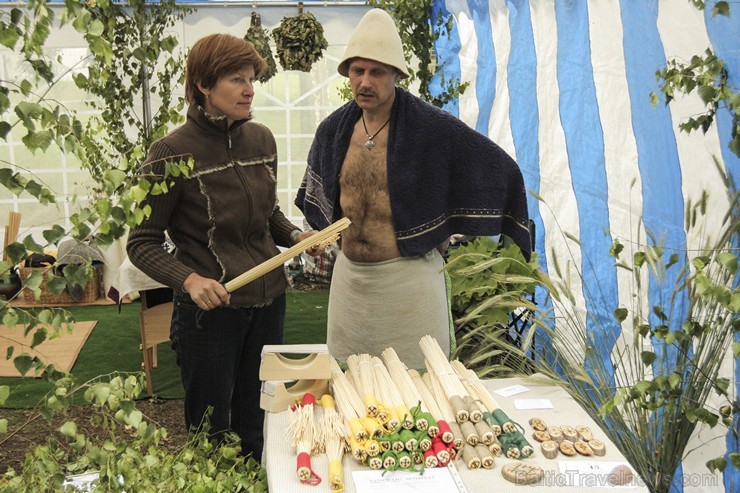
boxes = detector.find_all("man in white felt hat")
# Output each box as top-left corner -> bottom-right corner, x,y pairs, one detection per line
295,8 -> 530,370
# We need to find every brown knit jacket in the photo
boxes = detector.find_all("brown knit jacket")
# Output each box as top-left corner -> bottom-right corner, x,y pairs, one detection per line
127,105 -> 296,307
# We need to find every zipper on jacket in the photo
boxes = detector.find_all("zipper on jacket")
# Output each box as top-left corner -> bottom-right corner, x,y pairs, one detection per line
229,137 -> 266,301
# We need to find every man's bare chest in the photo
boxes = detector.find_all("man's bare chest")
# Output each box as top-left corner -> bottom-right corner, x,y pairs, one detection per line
339,140 -> 389,191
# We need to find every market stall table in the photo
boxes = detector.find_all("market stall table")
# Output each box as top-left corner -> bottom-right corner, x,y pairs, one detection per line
264,374 -> 649,492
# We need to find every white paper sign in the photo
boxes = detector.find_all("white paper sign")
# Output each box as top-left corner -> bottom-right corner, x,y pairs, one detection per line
494,384 -> 529,397
558,460 -> 638,489
514,398 -> 554,409
352,465 -> 466,493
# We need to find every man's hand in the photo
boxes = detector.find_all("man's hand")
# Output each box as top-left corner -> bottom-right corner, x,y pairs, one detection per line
293,230 -> 324,257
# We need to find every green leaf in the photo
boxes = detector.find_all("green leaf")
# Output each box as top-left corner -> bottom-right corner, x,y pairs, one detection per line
641,351 -> 656,366
72,10 -> 92,33
92,384 -> 111,405
634,251 -> 646,268
13,354 -> 34,376
0,27 -> 19,50
714,377 -> 730,394
697,84 -> 716,104
21,270 -> 43,298
668,372 -> 681,389
731,453 -> 740,470
132,47 -> 147,62
88,35 -> 113,65
716,252 -> 737,274
665,253 -> 679,269
0,121 -> 10,140
635,380 -> 653,395
706,457 -> 726,473
60,420 -> 77,438
613,308 -> 628,323
31,328 -> 47,349
62,263 -> 92,292
46,275 -> 68,296
87,19 -> 105,37
0,385 -> 9,406
22,235 -> 45,254
6,242 -> 26,264
15,101 -> 43,121
22,130 -> 53,152
3,310 -> 18,328
126,409 -> 143,428
712,1 -> 730,17
42,225 -> 67,245
106,169 -> 127,189
47,395 -> 64,411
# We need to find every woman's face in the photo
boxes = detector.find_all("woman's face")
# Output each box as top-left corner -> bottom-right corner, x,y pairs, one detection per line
198,65 -> 256,122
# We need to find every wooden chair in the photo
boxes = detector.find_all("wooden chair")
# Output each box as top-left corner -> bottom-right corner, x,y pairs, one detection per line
139,288 -> 173,395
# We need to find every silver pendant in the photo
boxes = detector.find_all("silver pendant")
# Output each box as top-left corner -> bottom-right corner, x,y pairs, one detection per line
364,138 -> 375,150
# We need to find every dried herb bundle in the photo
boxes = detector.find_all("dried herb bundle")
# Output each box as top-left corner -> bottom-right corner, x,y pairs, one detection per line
244,12 -> 278,83
272,11 -> 328,72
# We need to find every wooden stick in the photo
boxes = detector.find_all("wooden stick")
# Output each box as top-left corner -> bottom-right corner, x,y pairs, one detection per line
370,356 -> 412,431
2,225 -> 8,261
5,211 -> 21,261
320,395 -> 346,491
450,360 -> 515,432
381,347 -> 436,433
326,432 -> 345,491
285,393 -> 320,484
407,369 -> 444,424
346,353 -> 378,418
420,335 -> 470,423
423,368 -> 466,450
328,358 -> 368,444
224,217 -> 350,293
8,211 -> 20,243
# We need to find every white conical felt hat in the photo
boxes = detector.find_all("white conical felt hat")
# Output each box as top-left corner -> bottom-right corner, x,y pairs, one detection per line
337,8 -> 409,79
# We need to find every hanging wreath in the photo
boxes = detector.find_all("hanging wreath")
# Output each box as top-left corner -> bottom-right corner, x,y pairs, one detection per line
244,12 -> 278,83
272,9 -> 328,73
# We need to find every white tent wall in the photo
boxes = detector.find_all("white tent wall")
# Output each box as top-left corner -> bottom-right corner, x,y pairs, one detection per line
430,1 -> 738,492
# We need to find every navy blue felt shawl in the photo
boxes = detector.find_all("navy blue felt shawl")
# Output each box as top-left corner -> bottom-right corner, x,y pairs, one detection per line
295,87 -> 531,260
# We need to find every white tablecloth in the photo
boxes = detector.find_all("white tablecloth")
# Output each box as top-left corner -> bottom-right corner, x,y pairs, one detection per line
111,256 -> 167,301
264,375 -> 649,493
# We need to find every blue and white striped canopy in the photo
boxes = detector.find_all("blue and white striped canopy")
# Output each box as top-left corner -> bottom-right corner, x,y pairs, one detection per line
430,1 -> 738,491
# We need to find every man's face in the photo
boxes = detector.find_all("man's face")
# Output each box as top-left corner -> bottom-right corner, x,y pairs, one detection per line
347,58 -> 398,112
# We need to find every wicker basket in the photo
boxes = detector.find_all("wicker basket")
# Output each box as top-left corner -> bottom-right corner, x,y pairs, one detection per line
19,265 -> 102,305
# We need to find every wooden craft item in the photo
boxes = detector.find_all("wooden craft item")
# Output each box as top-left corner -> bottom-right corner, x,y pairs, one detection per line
260,379 -> 329,413
501,461 -> 544,485
259,344 -> 330,381
225,217 -> 350,293
574,440 -> 594,456
588,438 -> 606,456
541,440 -> 559,459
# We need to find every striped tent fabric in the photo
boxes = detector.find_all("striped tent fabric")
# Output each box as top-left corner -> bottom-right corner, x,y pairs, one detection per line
430,1 -> 738,492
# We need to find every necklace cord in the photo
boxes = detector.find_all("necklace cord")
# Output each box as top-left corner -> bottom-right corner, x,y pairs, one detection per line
361,113 -> 391,141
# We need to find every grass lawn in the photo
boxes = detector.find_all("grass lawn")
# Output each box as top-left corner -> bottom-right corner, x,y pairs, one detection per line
0,288 -> 329,408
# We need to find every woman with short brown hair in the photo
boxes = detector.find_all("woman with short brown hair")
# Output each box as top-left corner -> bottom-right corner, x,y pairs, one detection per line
128,33 -> 312,460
